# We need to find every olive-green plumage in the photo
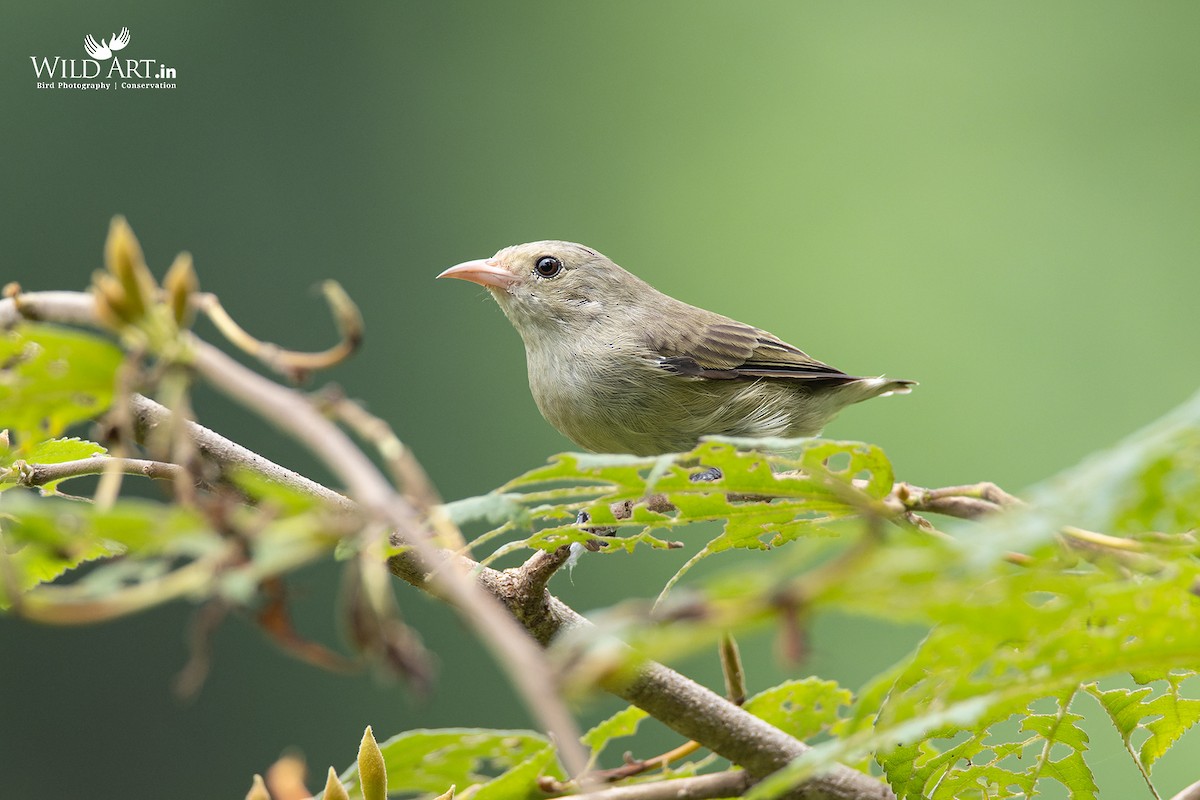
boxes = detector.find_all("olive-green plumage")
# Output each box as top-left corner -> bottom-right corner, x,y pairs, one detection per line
438,241 -> 914,456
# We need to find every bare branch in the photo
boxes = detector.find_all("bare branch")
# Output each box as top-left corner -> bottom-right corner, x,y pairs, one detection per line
549,770 -> 753,800
128,394 -> 357,512
889,481 -> 1023,520
516,546 -> 576,596
6,455 -> 185,489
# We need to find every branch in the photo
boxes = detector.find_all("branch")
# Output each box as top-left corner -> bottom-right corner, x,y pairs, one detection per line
1,289 -> 895,799
187,316 -> 591,778
5,455 -> 185,488
195,282 -> 363,380
582,479 -> 1023,549
549,770 -> 753,800
889,481 -> 1024,520
138,376 -> 893,798
1171,778 -> 1200,800
0,289 -> 589,780
395,549 -> 893,799
129,394 -> 356,512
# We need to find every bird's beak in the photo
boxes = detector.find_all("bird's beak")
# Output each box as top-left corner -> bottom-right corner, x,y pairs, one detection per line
436,259 -> 517,290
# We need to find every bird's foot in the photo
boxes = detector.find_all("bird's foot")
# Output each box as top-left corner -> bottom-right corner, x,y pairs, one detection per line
575,509 -> 616,545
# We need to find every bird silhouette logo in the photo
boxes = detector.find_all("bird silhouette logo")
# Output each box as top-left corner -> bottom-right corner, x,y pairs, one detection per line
83,27 -> 130,60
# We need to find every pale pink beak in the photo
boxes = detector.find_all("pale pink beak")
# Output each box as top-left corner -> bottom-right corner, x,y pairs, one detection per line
436,258 -> 517,290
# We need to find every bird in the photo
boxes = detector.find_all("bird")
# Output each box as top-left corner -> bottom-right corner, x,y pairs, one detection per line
438,241 -> 914,456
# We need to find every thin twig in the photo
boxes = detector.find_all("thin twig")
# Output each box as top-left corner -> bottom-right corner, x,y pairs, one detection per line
550,770 -> 752,800
889,480 -> 1024,520
542,738 -> 706,793
318,387 -> 465,549
195,282 -> 362,380
720,632 -> 747,706
6,455 -> 186,489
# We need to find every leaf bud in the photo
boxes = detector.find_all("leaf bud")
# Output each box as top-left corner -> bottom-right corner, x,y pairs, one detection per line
358,726 -> 387,800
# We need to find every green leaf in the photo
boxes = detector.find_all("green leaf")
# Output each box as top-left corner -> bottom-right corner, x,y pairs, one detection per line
0,527 -> 121,608
228,467 -> 324,515
1139,674 -> 1200,768
473,744 -> 562,800
19,437 -> 107,465
0,489 -> 342,615
581,705 -> 649,755
335,729 -> 556,798
743,678 -> 851,741
0,324 -> 123,441
441,493 -> 531,528
1087,672 -> 1200,774
0,437 -> 108,494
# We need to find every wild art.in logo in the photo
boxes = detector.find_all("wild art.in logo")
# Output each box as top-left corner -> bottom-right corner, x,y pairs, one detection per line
30,27 -> 178,91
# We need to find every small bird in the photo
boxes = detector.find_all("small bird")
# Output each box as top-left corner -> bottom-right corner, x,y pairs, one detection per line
438,241 -> 914,456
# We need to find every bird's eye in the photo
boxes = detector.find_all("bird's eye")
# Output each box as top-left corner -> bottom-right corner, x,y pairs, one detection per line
534,256 -> 563,278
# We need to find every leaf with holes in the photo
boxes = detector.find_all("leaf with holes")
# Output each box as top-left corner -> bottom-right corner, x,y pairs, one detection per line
0,324 -> 123,441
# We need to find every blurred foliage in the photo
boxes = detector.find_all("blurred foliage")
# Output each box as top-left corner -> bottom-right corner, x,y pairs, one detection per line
0,324 -> 122,441
332,728 -> 563,800
3,294 -> 1200,799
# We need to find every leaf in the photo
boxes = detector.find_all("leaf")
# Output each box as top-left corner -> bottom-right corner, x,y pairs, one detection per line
1138,674 -> 1200,768
0,324 -> 123,441
743,678 -> 851,741
0,437 -> 108,494
1087,672 -> 1200,774
491,438 -> 894,601
473,744 -> 561,800
581,705 -> 649,755
225,468 -> 322,514
0,490 -> 342,617
335,729 -> 556,798
0,527 -> 121,607
19,437 -> 107,465
441,493 -> 531,528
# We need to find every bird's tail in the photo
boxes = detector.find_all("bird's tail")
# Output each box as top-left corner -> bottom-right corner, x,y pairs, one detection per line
850,376 -> 917,402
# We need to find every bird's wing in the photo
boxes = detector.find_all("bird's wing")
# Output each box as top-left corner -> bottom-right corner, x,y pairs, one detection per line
648,313 -> 853,383
111,28 -> 130,49
84,34 -> 102,58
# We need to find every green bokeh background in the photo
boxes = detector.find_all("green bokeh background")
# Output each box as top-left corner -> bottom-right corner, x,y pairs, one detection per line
4,2 -> 1200,797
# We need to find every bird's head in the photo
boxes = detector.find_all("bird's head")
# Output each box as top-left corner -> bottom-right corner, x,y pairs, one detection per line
437,240 -> 650,339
